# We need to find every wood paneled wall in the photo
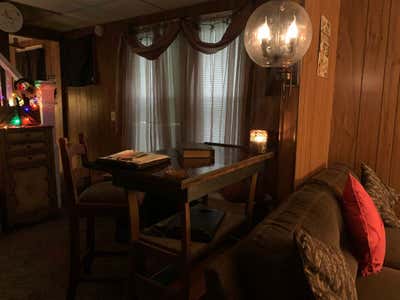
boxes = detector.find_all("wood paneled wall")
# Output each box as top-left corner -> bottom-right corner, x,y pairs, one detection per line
294,0 -> 341,186
329,0 -> 400,189
67,23 -> 127,160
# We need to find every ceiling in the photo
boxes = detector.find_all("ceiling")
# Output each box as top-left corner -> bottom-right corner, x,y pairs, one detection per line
11,0 -> 208,31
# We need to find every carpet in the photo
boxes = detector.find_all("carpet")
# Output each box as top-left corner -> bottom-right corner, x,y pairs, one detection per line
0,217 -> 129,300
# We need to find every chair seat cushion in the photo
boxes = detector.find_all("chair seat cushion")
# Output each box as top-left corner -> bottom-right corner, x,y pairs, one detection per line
384,227 -> 400,270
79,181 -> 127,205
356,267 -> 400,300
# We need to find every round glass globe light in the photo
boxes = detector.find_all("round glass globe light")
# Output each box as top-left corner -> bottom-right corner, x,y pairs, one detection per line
244,1 -> 313,68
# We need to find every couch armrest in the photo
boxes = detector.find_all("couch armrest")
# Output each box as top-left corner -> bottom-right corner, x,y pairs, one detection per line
204,250 -> 243,300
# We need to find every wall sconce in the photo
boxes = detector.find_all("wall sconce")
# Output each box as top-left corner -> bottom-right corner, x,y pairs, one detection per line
250,130 -> 268,153
244,1 -> 312,68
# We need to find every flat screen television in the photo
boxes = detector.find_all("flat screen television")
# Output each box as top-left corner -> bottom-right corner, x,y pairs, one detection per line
61,35 -> 97,87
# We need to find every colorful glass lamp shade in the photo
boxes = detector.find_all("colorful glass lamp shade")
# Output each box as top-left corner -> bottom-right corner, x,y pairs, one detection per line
244,1 -> 312,68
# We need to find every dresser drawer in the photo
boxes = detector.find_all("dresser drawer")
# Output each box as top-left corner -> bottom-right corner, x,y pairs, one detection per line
7,142 -> 48,157
8,154 -> 48,168
0,126 -> 56,230
11,166 -> 50,214
6,130 -> 47,144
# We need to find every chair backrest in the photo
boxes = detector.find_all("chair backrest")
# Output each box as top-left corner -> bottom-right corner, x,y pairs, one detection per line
59,137 -> 89,209
78,133 -> 90,167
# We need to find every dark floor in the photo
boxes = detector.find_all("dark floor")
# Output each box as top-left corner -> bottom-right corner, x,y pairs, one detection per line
0,217 -> 132,300
1,217 -> 214,300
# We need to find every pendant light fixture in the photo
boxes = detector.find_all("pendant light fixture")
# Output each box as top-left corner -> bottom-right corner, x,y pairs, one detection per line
244,1 -> 312,68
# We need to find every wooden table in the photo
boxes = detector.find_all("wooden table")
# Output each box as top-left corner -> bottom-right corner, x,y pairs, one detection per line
97,145 -> 273,299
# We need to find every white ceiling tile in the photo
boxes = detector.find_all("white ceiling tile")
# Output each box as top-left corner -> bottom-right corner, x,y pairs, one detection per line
12,0 -> 83,13
11,0 -> 211,31
27,14 -> 93,31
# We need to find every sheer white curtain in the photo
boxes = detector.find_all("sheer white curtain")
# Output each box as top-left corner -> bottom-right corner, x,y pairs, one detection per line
123,33 -> 182,152
123,20 -> 249,151
184,21 -> 248,144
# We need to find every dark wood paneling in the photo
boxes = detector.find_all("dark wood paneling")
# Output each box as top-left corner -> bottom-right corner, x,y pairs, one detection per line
17,25 -> 62,41
376,0 -> 400,183
388,0 -> 400,188
329,0 -> 400,190
67,23 -> 125,160
354,0 -> 391,172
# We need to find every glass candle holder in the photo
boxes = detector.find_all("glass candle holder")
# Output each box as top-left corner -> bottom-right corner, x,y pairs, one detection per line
250,130 -> 268,153
244,1 -> 313,68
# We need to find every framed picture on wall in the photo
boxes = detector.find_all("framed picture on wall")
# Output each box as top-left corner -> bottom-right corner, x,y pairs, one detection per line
317,15 -> 331,78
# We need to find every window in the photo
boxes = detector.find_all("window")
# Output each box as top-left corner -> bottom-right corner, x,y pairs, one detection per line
128,20 -> 247,151
130,33 -> 181,151
197,21 -> 245,144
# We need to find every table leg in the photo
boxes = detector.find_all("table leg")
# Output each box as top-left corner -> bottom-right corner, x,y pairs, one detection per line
126,191 -> 141,300
180,201 -> 191,300
247,173 -> 258,227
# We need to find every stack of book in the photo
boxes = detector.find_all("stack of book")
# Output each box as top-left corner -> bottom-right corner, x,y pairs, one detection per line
179,143 -> 215,168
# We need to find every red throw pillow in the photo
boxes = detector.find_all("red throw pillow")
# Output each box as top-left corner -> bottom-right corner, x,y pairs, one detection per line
342,174 -> 386,276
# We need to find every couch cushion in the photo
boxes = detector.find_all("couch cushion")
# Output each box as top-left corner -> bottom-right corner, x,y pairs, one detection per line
356,267 -> 400,300
361,163 -> 400,228
234,181 -> 349,300
385,227 -> 400,270
79,181 -> 127,204
295,229 -> 357,300
306,164 -> 355,199
342,174 -> 386,276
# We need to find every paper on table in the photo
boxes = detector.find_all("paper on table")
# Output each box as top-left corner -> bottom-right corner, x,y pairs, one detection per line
103,150 -> 170,167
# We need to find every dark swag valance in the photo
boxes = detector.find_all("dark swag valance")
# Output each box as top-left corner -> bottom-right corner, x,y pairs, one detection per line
125,1 -> 254,60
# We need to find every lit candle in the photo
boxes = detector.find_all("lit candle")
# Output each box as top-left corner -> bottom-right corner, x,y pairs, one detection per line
250,130 -> 268,153
285,17 -> 299,44
257,17 -> 272,44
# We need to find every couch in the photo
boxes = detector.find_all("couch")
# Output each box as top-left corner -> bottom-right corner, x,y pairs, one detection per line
204,165 -> 400,300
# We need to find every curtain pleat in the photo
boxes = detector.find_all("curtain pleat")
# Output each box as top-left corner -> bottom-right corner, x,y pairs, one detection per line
125,1 -> 253,60
126,21 -> 181,60
181,2 -> 253,55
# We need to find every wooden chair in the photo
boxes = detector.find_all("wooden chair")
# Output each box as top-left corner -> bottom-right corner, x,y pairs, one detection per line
78,133 -> 113,185
59,137 -> 130,300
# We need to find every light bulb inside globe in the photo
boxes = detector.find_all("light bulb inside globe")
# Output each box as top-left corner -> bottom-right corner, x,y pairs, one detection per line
244,1 -> 312,68
285,17 -> 299,44
257,17 -> 272,44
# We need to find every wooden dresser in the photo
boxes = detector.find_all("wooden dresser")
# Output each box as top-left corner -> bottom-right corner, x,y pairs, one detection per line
0,126 -> 57,230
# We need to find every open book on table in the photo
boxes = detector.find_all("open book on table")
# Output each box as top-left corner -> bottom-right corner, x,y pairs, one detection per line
99,150 -> 170,169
